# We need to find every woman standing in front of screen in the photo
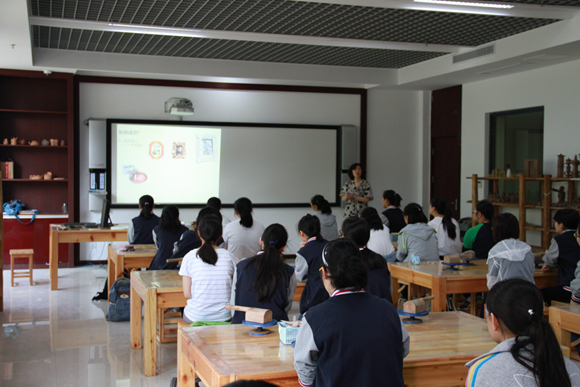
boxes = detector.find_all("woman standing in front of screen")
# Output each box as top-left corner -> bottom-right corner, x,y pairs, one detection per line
222,197 -> 265,263
339,163 -> 373,218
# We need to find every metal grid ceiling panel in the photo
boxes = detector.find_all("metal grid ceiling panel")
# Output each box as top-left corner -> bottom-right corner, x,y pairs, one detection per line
33,26 -> 447,68
31,0 -> 560,47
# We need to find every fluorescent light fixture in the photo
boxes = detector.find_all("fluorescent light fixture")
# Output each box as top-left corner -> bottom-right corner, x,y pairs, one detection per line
413,0 -> 514,8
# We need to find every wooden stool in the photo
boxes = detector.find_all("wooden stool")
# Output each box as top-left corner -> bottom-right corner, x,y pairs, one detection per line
10,249 -> 34,286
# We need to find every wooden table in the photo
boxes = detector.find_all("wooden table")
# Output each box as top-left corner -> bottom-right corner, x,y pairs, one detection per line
49,224 -> 128,290
107,244 -> 156,298
549,304 -> 580,361
176,311 -> 496,387
130,270 -> 187,377
389,260 -> 558,313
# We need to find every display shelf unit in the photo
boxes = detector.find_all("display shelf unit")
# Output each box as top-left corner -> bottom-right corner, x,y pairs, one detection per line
0,69 -> 77,267
467,174 -> 579,251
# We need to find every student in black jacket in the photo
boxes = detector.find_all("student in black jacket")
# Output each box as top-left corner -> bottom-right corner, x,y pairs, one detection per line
149,205 -> 188,270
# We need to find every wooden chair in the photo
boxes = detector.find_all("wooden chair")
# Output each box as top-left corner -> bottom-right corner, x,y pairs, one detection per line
10,249 -> 34,286
157,308 -> 182,343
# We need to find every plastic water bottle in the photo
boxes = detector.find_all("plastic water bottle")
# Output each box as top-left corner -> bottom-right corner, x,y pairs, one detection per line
410,254 -> 420,265
62,203 -> 68,214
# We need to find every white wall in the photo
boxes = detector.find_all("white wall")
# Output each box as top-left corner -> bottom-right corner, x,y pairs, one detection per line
366,88 -> 429,217
461,59 -> 580,244
78,82 -> 361,260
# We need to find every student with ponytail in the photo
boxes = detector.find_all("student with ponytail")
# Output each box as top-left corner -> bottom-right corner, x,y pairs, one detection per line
465,278 -> 580,387
428,197 -> 462,257
382,190 -> 405,234
360,207 -> 396,262
127,194 -> 159,245
310,194 -> 338,241
294,238 -> 409,387
342,217 -> 392,303
396,203 -> 439,262
232,224 -> 297,324
180,214 -> 236,323
295,214 -> 330,314
149,205 -> 188,270
223,197 -> 265,262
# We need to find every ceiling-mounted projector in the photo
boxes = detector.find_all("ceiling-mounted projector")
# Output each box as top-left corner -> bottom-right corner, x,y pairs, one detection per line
164,98 -> 194,116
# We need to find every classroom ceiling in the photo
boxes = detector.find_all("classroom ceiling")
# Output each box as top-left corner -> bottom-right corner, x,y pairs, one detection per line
27,0 -> 579,69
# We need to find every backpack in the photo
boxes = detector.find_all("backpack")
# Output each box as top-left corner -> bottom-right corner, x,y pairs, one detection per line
108,277 -> 131,322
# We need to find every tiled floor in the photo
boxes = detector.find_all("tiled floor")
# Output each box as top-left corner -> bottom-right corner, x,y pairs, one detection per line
1,266 -> 304,387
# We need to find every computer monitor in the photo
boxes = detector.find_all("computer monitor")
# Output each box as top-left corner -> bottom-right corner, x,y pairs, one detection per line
100,198 -> 112,228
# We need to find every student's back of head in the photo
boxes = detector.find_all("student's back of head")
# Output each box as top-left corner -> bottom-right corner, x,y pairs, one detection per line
383,190 -> 402,207
322,238 -> 367,290
196,214 -> 222,265
430,197 -> 457,240
311,194 -> 332,215
491,213 -> 519,243
553,209 -> 580,230
486,278 -> 573,387
250,223 -> 289,302
360,207 -> 384,231
403,203 -> 428,224
207,197 -> 222,210
298,214 -> 323,242
139,194 -> 155,219
234,197 -> 254,228
342,217 -> 385,271
476,200 -> 495,222
196,206 -> 222,228
159,205 -> 182,233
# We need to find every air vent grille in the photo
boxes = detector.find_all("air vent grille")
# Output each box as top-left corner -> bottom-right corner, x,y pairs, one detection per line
453,44 -> 495,64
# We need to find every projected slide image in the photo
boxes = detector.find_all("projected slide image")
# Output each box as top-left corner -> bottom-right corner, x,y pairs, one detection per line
113,124 -> 221,204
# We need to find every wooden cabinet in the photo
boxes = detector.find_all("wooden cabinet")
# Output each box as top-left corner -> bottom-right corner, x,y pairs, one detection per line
0,69 -> 77,266
467,174 -> 579,251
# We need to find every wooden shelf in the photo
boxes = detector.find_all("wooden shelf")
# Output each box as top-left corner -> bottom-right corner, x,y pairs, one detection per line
0,144 -> 68,149
466,176 -> 545,181
0,108 -> 68,115
2,179 -> 68,182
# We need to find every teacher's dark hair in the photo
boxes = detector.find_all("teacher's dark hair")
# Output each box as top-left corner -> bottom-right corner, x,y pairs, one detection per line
298,214 -> 323,242
249,223 -> 290,303
360,207 -> 384,231
342,217 -> 385,271
492,213 -> 519,243
196,214 -> 222,265
159,205 -> 182,234
139,195 -> 154,220
403,203 -> 428,224
311,194 -> 332,215
430,197 -> 456,240
234,197 -> 254,228
486,278 -> 572,387
347,163 -> 365,180
322,238 -> 367,290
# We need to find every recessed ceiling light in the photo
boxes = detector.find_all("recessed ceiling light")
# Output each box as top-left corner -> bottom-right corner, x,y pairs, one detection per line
413,0 -> 514,9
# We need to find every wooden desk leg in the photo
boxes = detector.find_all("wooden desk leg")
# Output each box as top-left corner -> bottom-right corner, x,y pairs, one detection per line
49,230 -> 59,290
130,283 -> 142,349
431,277 -> 447,312
177,329 -> 196,387
143,288 -> 158,377
470,292 -> 476,316
391,276 -> 400,308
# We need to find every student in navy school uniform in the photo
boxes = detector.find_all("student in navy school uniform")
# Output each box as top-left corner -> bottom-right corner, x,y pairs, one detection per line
295,215 -> 330,315
92,194 -> 158,301
149,205 -> 188,270
294,238 -> 410,387
232,224 -> 297,324
382,190 -> 405,234
342,218 -> 393,303
541,209 -> 580,305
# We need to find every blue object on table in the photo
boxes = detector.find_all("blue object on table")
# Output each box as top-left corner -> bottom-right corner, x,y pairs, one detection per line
242,319 -> 278,336
441,262 -> 469,271
410,254 -> 421,265
460,257 -> 477,266
397,309 -> 429,324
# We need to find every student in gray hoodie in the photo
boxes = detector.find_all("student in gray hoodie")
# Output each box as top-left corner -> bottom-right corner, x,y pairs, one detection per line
310,195 -> 338,241
465,278 -> 580,387
396,203 -> 439,262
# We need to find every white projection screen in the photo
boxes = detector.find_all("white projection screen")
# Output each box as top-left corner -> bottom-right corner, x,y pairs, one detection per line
107,119 -> 341,207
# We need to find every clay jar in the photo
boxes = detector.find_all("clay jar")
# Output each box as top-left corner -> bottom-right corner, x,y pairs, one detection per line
60,140 -> 65,146
2,138 -> 8,145
41,139 -> 49,146
19,139 -> 27,145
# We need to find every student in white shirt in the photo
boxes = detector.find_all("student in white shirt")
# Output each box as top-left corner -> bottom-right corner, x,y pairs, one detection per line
360,207 -> 396,262
179,214 -> 236,323
222,197 -> 265,262
428,197 -> 462,258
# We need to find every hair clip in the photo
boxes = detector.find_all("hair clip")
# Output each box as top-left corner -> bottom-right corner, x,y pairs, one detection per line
144,202 -> 149,205
528,309 -> 534,319
269,240 -> 278,245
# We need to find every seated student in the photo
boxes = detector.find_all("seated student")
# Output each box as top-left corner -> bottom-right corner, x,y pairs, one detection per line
149,205 -> 188,270
541,209 -> 580,305
465,278 -> 580,387
382,190 -> 405,234
487,213 -> 535,290
232,224 -> 297,324
207,197 -> 232,228
572,225 -> 580,305
179,215 -> 236,323
342,217 -> 392,303
360,207 -> 396,262
223,197 -> 265,262
294,239 -> 410,387
92,194 -> 159,300
464,200 -> 495,260
295,214 -> 330,314
310,194 -> 338,241
428,197 -> 462,258
165,207 -> 222,269
396,203 -> 439,262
